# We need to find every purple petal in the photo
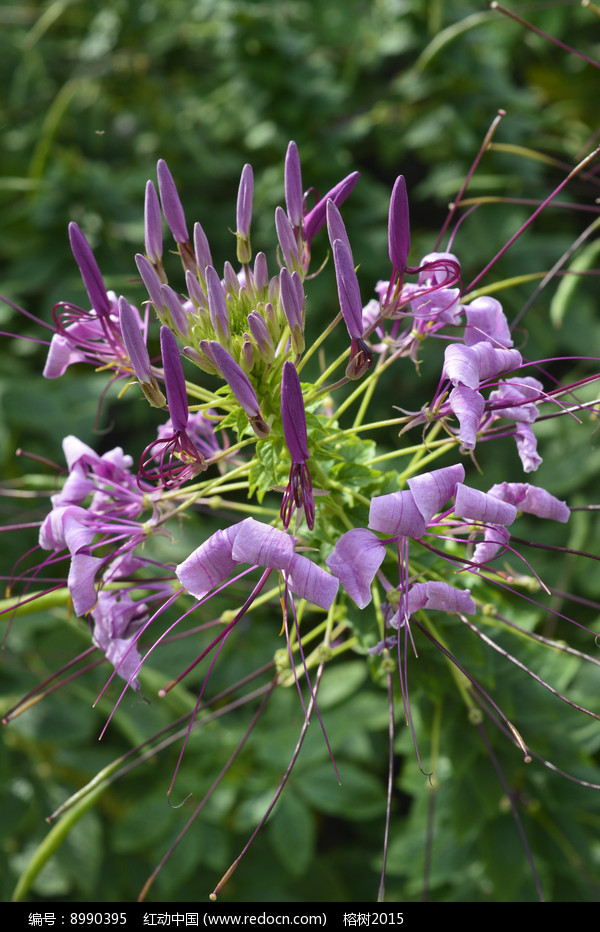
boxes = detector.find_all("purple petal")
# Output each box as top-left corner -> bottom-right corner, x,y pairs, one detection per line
489,377 -> 544,424
448,385 -> 485,449
39,505 -> 93,554
488,482 -> 570,522
514,423 -> 542,473
68,553 -> 102,615
43,334 -> 86,378
231,518 -> 294,570
68,223 -> 111,319
325,528 -> 386,609
464,296 -> 513,348
176,522 -> 245,599
443,344 -> 481,390
287,553 -> 339,610
406,581 -> 475,615
473,343 -> 522,383
368,490 -> 426,538
281,361 -> 309,463
471,524 -> 511,565
407,464 -> 465,524
454,484 -> 517,526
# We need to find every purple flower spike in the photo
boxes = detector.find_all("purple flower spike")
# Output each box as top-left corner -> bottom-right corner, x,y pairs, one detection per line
157,159 -> 189,245
236,163 -> 253,264
144,180 -> 163,266
285,141 -> 303,231
208,341 -> 270,438
68,222 -> 111,319
388,175 -> 410,273
332,239 -> 372,379
280,361 -> 314,530
160,326 -> 188,433
303,171 -> 360,246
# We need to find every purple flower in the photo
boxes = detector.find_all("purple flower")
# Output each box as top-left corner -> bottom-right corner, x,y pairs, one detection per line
327,464 -> 466,608
92,589 -> 148,691
280,362 -> 315,530
43,286 -> 134,380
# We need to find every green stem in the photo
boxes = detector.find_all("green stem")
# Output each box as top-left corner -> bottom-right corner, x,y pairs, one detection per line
12,782 -> 108,902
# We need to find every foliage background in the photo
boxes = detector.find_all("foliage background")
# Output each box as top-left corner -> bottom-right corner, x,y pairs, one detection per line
1,0 -> 600,903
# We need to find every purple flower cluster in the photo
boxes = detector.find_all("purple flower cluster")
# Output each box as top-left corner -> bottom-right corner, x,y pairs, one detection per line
327,463 -> 569,637
35,436 -> 175,688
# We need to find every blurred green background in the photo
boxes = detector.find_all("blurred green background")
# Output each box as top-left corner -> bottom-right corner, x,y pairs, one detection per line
1,0 -> 600,903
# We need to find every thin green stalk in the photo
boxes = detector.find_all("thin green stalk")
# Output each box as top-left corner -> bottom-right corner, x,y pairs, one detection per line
296,311 -> 343,374
12,783 -> 108,902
